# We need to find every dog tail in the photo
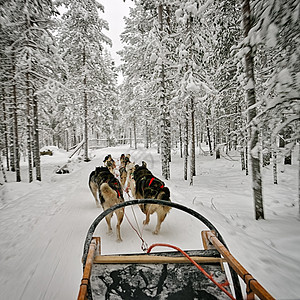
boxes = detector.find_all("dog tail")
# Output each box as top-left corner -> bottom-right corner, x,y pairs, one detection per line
100,183 -> 118,201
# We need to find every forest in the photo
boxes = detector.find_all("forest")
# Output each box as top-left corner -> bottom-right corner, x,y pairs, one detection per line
0,0 -> 299,220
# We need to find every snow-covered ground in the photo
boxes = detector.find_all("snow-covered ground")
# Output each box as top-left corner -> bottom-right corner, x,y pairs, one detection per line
0,145 -> 299,299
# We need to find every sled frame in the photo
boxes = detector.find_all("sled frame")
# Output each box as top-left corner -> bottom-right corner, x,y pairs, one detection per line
78,199 -> 274,300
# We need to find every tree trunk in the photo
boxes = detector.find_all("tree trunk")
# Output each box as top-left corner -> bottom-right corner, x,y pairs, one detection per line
240,147 -> 245,170
145,120 -> 149,149
273,151 -> 278,184
190,97 -> 196,178
206,117 -> 213,156
179,122 -> 183,158
158,4 -> 170,180
0,156 -> 7,183
9,105 -> 15,172
12,50 -> 21,182
83,46 -> 89,162
26,72 -> 33,182
1,87 -> 10,171
133,118 -> 137,149
184,104 -> 189,181
242,0 -> 264,220
215,113 -> 221,159
129,127 -> 133,148
191,98 -> 196,176
33,94 -> 41,181
245,138 -> 249,175
298,145 -> 300,218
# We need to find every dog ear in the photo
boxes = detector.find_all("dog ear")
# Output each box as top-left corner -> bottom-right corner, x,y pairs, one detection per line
142,161 -> 147,167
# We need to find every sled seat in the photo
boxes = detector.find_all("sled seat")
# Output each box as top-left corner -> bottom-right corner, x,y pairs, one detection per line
89,247 -> 231,299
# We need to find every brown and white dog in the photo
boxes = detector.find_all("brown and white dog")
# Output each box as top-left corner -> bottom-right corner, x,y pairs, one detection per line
130,162 -> 171,234
124,161 -> 136,196
103,154 -> 116,175
88,166 -> 124,241
119,154 -> 131,187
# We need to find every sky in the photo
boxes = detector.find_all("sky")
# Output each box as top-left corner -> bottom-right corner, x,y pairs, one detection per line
0,144 -> 299,299
100,0 -> 134,67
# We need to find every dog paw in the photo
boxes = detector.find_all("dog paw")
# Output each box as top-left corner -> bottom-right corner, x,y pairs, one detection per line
143,220 -> 149,225
153,230 -> 159,235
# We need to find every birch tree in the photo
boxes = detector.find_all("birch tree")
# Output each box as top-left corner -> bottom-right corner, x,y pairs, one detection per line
242,0 -> 264,220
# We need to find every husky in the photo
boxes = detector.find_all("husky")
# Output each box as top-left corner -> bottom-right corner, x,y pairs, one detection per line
124,161 -> 136,196
103,155 -> 116,175
119,154 -> 131,187
131,161 -> 171,234
88,166 -> 124,241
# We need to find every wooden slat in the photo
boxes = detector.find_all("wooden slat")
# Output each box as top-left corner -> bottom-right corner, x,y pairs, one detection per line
202,230 -> 216,250
77,237 -> 100,300
94,254 -> 224,264
205,231 -> 275,300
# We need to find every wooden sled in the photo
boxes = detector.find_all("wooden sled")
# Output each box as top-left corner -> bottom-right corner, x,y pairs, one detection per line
77,200 -> 274,300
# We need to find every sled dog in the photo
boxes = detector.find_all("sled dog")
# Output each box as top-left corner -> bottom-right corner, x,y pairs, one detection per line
124,161 -> 136,196
89,166 -> 124,241
103,155 -> 116,175
132,161 -> 171,234
119,154 -> 131,187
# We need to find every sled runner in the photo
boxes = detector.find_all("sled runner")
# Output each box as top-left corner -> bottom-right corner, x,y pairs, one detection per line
77,200 -> 274,300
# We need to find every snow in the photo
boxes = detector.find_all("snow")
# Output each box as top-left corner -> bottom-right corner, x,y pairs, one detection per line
266,23 -> 278,48
0,145 -> 299,299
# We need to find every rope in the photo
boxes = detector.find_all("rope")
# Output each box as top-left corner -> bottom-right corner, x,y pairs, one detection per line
147,243 -> 236,300
124,188 -> 148,251
124,212 -> 148,251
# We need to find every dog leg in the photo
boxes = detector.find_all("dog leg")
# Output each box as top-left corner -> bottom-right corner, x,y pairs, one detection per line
89,181 -> 101,207
115,208 -> 124,242
105,213 -> 113,234
143,211 -> 151,226
153,210 -> 167,235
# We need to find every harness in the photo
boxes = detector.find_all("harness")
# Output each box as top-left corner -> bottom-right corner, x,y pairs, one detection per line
148,177 -> 164,189
139,176 -> 165,199
112,181 -> 122,198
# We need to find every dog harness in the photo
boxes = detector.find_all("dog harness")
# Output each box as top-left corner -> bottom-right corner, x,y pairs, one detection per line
148,177 -> 164,189
112,181 -> 121,198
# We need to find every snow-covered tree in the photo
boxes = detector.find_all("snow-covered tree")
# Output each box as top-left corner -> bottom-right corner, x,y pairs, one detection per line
0,0 -> 59,182
57,0 -> 112,161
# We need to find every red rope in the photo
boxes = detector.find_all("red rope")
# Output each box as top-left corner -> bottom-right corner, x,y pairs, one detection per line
147,243 -> 236,300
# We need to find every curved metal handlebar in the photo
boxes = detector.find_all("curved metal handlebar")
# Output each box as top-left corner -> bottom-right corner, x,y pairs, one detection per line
82,199 -> 227,265
81,199 -> 242,299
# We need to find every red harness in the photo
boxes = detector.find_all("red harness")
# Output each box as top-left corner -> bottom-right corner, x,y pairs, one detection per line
113,181 -> 121,198
149,177 -> 164,189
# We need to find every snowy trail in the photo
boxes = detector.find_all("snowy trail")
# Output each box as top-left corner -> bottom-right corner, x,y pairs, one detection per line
1,157 -> 100,299
0,145 -> 299,299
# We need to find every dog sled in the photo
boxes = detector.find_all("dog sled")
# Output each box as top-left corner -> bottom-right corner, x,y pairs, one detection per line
77,200 -> 274,300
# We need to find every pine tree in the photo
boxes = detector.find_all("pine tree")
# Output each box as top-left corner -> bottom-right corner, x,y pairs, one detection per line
58,0 -> 112,162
